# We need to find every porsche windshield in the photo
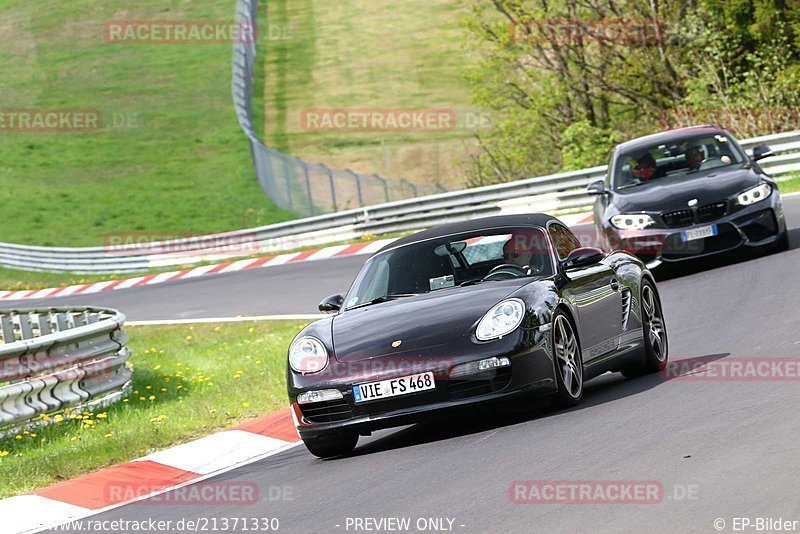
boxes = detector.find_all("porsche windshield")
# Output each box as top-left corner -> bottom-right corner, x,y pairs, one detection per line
613,133 -> 745,189
343,227 -> 554,310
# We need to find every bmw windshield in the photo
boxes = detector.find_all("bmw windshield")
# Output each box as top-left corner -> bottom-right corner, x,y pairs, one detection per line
613,133 -> 746,190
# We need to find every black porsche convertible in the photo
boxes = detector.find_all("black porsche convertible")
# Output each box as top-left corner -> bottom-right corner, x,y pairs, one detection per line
286,214 -> 668,458
588,125 -> 789,267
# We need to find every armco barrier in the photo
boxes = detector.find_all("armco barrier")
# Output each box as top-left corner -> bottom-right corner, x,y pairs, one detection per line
0,307 -> 131,436
1,131 -> 799,274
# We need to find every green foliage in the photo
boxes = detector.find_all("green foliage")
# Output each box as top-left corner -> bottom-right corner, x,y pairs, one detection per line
463,0 -> 800,184
560,121 -> 620,171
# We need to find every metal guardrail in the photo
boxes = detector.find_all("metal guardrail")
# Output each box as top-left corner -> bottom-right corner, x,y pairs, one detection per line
1,131 -> 799,274
0,307 -> 131,436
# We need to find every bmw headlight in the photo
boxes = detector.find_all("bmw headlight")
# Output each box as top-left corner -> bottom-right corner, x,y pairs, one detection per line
288,336 -> 328,374
476,299 -> 525,341
610,213 -> 655,230
736,183 -> 772,206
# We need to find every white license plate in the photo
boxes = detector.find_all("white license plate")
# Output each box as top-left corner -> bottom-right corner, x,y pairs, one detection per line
681,225 -> 718,242
352,372 -> 435,403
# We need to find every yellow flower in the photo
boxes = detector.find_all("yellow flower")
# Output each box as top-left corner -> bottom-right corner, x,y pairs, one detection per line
30,433 -> 37,438
96,413 -> 107,419
15,435 -> 22,440
153,364 -> 161,370
214,326 -> 220,332
160,388 -> 167,392
176,385 -> 183,389
149,395 -> 156,400
186,335 -> 193,341
139,397 -> 146,401
133,390 -> 139,394
104,433 -> 113,438
0,451 -> 9,457
123,399 -> 129,403
55,415 -> 64,422
242,402 -> 251,408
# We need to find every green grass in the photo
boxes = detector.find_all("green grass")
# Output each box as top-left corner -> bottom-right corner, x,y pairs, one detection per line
260,0 -> 477,188
0,320 -> 306,498
0,0 -> 295,247
777,175 -> 800,195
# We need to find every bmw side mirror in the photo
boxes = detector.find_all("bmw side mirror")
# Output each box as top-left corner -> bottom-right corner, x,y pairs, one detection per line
587,180 -> 606,195
319,294 -> 344,313
751,145 -> 774,162
563,247 -> 604,270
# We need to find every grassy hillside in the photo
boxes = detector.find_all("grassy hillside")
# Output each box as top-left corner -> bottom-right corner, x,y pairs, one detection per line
0,0 -> 294,247
260,0 -> 477,188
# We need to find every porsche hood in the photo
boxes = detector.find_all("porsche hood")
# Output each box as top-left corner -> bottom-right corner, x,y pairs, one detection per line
331,281 -> 524,362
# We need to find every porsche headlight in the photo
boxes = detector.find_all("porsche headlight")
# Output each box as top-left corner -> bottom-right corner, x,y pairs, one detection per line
736,183 -> 772,206
476,299 -> 525,341
610,213 -> 655,230
288,336 -> 328,374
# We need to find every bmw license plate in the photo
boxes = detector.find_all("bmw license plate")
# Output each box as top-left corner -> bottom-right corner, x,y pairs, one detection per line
681,225 -> 718,242
352,372 -> 435,403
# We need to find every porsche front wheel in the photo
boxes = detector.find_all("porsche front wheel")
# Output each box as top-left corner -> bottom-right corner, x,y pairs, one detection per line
303,432 -> 358,459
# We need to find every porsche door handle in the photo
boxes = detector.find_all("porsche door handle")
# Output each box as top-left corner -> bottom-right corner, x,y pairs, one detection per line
610,278 -> 619,291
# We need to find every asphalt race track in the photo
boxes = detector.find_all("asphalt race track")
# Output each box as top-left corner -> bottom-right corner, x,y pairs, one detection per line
14,196 -> 800,321
37,195 -> 800,533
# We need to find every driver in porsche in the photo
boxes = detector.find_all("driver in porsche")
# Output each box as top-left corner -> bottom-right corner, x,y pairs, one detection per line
503,231 -> 549,274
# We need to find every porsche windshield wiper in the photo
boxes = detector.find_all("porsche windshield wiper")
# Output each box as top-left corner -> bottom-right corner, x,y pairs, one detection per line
460,278 -> 499,287
346,293 -> 416,310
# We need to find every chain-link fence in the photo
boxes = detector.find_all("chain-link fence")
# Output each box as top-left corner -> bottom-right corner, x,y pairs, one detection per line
231,0 -> 446,217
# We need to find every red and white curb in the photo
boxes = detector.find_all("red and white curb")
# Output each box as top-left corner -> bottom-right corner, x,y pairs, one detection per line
0,212 -> 595,303
0,410 -> 301,534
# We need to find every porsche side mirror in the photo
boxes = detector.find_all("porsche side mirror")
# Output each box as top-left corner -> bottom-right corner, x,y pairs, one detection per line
319,294 -> 344,313
752,145 -> 774,162
563,247 -> 604,270
587,180 -> 606,195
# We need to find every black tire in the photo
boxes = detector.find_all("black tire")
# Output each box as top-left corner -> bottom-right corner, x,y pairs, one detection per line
303,432 -> 358,459
622,279 -> 668,378
551,311 -> 584,408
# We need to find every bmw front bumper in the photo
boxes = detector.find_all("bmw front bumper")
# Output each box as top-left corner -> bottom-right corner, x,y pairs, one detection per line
604,194 -> 787,266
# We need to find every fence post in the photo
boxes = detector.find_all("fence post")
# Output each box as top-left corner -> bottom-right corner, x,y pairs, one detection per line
373,174 -> 390,203
320,164 -> 337,212
281,154 -> 293,210
300,159 -> 314,216
401,178 -> 418,197
347,169 -> 364,207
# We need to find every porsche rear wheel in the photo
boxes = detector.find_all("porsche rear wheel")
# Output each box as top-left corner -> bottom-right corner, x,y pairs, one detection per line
623,280 -> 668,377
552,312 -> 583,407
303,432 -> 358,459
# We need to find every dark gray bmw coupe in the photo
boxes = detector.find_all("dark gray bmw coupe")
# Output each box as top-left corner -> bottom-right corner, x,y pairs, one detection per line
286,214 -> 668,458
589,125 -> 788,267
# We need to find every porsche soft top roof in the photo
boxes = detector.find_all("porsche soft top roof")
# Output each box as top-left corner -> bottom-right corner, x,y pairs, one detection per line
377,213 -> 561,253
